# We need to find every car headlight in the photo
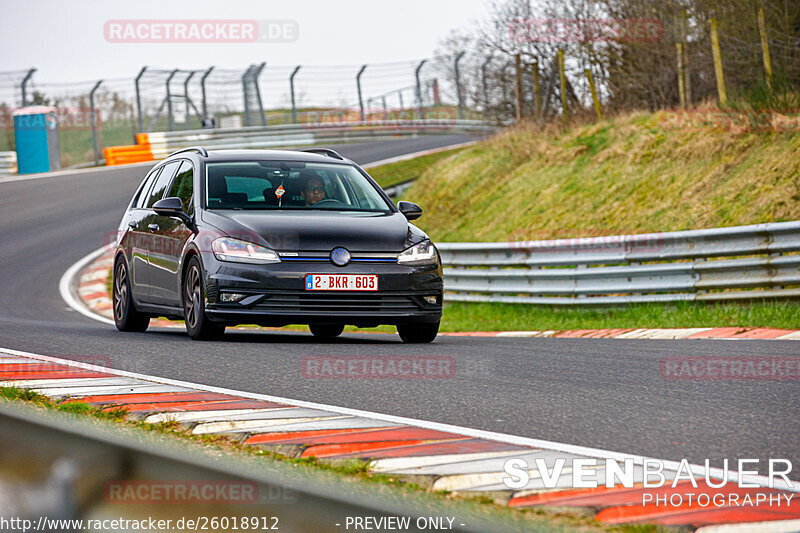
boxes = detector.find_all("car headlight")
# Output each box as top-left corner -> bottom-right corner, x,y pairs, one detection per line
211,237 -> 281,264
397,240 -> 438,265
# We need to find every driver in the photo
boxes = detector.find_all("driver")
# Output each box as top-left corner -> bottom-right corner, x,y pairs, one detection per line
301,174 -> 327,206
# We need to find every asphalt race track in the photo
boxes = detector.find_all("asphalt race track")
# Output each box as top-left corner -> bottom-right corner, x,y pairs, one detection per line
1,134 -> 798,478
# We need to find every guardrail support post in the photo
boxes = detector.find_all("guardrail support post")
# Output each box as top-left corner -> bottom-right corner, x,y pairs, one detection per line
454,51 -> 466,120
165,69 -> 178,131
20,68 -> 36,107
415,60 -> 426,120
89,80 -> 102,166
134,66 -> 146,133
290,65 -> 301,124
356,64 -> 367,123
200,66 -> 214,122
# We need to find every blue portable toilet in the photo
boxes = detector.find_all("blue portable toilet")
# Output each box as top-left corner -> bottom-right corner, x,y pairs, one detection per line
13,106 -> 61,174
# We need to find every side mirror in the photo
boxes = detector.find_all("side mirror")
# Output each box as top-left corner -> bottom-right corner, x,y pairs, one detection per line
397,201 -> 423,221
153,197 -> 192,225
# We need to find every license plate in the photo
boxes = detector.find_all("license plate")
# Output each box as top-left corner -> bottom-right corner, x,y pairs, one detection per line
305,274 -> 378,291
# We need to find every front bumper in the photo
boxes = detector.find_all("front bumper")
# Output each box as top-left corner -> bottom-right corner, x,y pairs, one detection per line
201,253 -> 443,327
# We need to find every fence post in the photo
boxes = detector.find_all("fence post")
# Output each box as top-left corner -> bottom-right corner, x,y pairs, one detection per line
531,59 -> 541,121
758,6 -> 773,93
20,68 -> 36,107
557,50 -> 569,126
134,66 -> 146,132
585,69 -> 602,119
356,64 -> 367,123
200,66 -> 214,121
166,69 -> 178,131
681,10 -> 691,106
289,65 -> 301,124
454,51 -> 466,120
710,17 -> 727,107
481,57 -> 492,116
676,42 -> 686,109
514,53 -> 523,121
183,71 -> 195,129
414,60 -> 426,120
241,65 -> 253,126
254,62 -> 266,126
89,80 -> 102,166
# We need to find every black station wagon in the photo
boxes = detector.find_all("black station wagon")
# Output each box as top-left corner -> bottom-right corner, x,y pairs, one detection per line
112,147 -> 443,342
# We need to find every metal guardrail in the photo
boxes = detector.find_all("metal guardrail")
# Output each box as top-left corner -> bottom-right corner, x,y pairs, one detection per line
0,402 -> 523,533
140,119 -> 494,158
438,221 -> 800,304
0,151 -> 17,176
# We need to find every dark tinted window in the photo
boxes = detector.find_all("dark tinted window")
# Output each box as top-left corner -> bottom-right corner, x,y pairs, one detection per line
205,161 -> 391,211
134,166 -> 162,209
146,161 -> 181,208
167,160 -> 194,212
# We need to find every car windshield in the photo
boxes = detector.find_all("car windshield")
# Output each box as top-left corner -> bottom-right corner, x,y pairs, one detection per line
204,161 -> 392,212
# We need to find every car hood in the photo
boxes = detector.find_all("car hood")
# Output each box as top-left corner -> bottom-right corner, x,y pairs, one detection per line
201,210 -> 426,252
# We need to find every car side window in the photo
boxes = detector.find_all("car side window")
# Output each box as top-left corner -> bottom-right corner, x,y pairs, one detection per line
167,160 -> 194,213
146,161 -> 181,208
133,166 -> 162,209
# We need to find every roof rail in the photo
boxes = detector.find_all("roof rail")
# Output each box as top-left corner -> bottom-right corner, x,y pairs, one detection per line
301,148 -> 344,160
167,146 -> 209,158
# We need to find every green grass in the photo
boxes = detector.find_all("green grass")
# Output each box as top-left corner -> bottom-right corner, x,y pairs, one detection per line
366,146 -> 468,188
440,300 -> 800,331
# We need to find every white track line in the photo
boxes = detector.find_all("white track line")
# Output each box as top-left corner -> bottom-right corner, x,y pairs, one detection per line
360,141 -> 477,169
0,161 -> 153,184
2,345 -> 797,493
59,245 -> 115,326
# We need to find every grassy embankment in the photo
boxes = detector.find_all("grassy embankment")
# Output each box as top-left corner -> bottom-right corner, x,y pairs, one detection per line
388,111 -> 800,331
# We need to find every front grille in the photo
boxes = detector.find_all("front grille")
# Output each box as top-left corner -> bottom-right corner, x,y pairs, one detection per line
255,292 -> 420,313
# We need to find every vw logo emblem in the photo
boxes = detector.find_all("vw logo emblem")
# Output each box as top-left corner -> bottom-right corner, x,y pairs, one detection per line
330,247 -> 351,266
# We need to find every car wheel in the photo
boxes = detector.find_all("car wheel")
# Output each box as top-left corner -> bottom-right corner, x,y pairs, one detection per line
183,257 -> 225,340
309,324 -> 344,338
397,321 -> 439,343
113,258 -> 149,332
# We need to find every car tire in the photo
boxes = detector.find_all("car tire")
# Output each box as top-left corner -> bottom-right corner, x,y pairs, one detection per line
397,321 -> 439,343
183,257 -> 225,341
113,257 -> 150,332
309,324 -> 344,338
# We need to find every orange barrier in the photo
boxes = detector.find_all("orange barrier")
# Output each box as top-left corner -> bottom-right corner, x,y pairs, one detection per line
103,142 -> 153,166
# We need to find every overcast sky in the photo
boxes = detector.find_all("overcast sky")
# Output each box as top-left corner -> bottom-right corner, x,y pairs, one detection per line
2,0 -> 490,83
